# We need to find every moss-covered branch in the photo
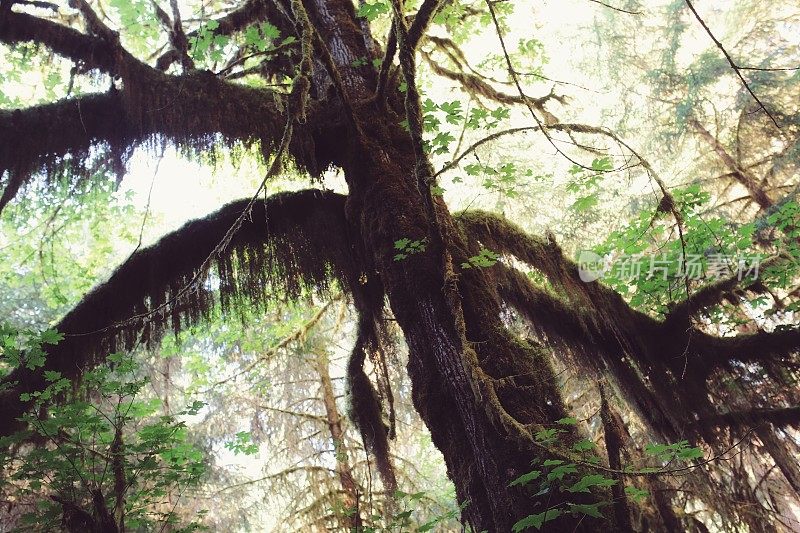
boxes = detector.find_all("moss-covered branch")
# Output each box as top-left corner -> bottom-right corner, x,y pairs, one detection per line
0,189 -> 357,436
406,0 -> 444,50
458,209 -> 800,447
459,209 -> 800,369
0,9 -> 117,72
0,67 -> 322,212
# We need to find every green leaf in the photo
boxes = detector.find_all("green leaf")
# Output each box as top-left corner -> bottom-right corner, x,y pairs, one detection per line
356,1 -> 390,21
512,509 -> 562,531
572,439 -> 595,452
547,463 -> 578,481
40,329 -> 63,345
591,157 -> 613,171
430,184 -> 446,196
43,370 -> 61,382
571,193 -> 599,212
677,446 -> 703,460
567,502 -> 604,519
184,400 -> 206,416
535,428 -> 560,442
567,474 -> 617,493
509,470 -> 542,487
251,22 -> 277,43
625,485 -> 649,502
556,417 -> 577,425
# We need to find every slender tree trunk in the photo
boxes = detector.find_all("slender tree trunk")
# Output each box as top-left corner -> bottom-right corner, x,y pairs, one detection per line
757,426 -> 800,496
688,117 -> 773,209
315,349 -> 363,530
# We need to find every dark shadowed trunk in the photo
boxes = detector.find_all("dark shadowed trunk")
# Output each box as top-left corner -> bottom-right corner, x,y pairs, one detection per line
292,0 -> 613,529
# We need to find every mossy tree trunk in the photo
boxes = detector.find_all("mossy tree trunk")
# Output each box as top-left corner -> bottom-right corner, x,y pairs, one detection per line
296,2 -> 612,530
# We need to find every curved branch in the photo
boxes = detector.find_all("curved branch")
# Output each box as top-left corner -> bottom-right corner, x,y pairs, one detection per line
0,68 -> 317,212
421,49 -> 558,122
587,0 -> 642,14
407,0 -> 444,50
665,256 -> 783,327
0,9 -> 116,72
0,189 -> 356,436
435,126 -> 541,177
684,0 -> 780,130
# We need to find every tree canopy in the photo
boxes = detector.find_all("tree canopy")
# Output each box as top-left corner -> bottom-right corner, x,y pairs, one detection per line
0,0 -> 799,531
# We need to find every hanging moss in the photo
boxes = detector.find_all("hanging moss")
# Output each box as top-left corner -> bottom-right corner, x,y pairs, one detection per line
0,189 -> 361,429
0,63 -> 345,213
346,312 -> 398,495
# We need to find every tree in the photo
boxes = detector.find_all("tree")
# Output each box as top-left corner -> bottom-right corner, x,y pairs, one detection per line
1,0 -> 798,530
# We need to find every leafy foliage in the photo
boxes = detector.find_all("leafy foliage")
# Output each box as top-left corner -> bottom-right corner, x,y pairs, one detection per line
0,344 -> 207,531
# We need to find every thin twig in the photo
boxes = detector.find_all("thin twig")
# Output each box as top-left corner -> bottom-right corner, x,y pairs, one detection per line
483,0 -> 609,173
684,0 -> 780,130
587,0 -> 642,15
434,126 -> 541,178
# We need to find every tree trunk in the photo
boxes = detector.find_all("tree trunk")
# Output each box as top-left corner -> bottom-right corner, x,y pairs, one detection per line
757,426 -> 800,496
296,0 -> 615,529
315,349 -> 363,530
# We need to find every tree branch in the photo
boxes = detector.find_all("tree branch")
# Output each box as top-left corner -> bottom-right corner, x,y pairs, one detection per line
435,126 -> 541,177
68,0 -> 120,44
150,0 -> 194,70
665,255 -> 782,326
587,0 -> 642,15
407,0 -> 444,50
684,0 -> 780,129
458,209 -> 800,377
0,190 -> 356,436
0,68 -> 310,211
421,49 -> 558,122
0,9 -> 116,72
373,20 -> 397,101
688,116 -> 774,209
700,327 -> 800,368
